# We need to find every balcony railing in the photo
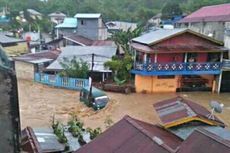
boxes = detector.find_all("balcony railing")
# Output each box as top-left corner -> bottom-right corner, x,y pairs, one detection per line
132,62 -> 222,75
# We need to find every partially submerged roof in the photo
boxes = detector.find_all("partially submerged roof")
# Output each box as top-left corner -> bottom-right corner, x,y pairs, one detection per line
55,18 -> 77,28
74,115 -> 182,153
14,50 -> 60,64
46,46 -> 116,72
74,13 -> 101,18
179,3 -> 230,23
177,128 -> 230,153
132,28 -> 222,46
153,97 -> 225,128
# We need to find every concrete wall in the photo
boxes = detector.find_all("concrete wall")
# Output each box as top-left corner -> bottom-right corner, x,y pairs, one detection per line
180,21 -> 225,41
224,22 -> 230,58
15,61 -> 34,80
76,17 -> 107,40
135,75 -> 180,93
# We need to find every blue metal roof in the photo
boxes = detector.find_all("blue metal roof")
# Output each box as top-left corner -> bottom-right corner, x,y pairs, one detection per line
55,18 -> 77,28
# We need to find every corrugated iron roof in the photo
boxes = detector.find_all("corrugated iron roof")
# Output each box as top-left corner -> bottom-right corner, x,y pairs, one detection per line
74,13 -> 101,18
132,28 -> 222,46
177,128 -> 230,153
153,97 -> 225,128
14,50 -> 60,64
179,3 -> 230,23
46,46 -> 116,72
0,33 -> 25,44
64,35 -> 94,46
55,18 -> 77,28
74,115 -> 182,153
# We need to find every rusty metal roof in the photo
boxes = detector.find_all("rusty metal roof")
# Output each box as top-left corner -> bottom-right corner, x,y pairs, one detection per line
74,115 -> 182,153
178,3 -> 230,23
177,128 -> 230,153
153,97 -> 225,128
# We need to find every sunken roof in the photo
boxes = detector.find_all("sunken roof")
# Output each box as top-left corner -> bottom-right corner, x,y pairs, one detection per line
153,97 -> 225,128
177,128 -> 230,153
179,3 -> 230,23
74,115 -> 182,153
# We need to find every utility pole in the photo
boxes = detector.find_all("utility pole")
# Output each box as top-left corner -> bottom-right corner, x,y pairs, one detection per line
89,53 -> 94,105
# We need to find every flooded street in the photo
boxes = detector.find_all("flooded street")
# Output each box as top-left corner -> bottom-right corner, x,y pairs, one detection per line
18,80 -> 230,131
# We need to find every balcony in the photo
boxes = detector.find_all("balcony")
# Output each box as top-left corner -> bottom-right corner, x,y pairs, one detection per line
131,62 -> 222,76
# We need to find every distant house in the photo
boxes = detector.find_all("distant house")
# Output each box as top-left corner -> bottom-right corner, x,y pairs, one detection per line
48,12 -> 66,24
20,9 -> 42,20
74,115 -> 183,153
178,3 -> 230,50
55,18 -> 77,38
106,21 -> 137,36
131,28 -> 229,93
0,33 -> 28,57
74,13 -> 108,40
46,46 -> 117,81
14,50 -> 60,80
148,13 -> 162,27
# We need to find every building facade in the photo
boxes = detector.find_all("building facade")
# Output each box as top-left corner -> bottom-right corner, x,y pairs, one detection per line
131,29 -> 228,93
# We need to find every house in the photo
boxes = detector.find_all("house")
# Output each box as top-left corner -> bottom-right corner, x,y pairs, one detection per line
0,33 -> 28,57
74,13 -> 108,40
55,18 -> 77,38
106,21 -> 137,37
20,9 -> 42,20
46,46 -> 117,81
48,11 -> 66,24
74,115 -> 183,153
131,28 -> 229,93
153,97 -> 225,129
14,50 -> 60,80
177,3 -> 230,50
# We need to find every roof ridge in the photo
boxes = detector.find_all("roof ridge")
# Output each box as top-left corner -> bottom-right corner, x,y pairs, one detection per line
124,116 -> 177,153
202,3 -> 230,8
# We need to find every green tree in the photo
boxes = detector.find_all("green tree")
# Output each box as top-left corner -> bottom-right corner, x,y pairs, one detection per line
162,1 -> 183,19
59,57 -> 89,79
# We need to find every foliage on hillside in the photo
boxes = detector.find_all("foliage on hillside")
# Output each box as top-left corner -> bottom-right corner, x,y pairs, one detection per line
0,0 -> 230,24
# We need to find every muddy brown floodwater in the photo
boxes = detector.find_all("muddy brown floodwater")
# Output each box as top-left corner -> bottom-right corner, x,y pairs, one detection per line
18,79 -> 230,131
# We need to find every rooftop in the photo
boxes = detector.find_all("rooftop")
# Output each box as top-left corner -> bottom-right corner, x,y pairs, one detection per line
74,115 -> 182,153
55,18 -> 77,28
74,13 -> 101,18
153,96 -> 225,128
46,46 -> 117,72
179,3 -> 230,23
48,12 -> 66,17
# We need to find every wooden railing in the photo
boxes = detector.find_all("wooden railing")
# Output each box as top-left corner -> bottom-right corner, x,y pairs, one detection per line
34,73 -> 89,90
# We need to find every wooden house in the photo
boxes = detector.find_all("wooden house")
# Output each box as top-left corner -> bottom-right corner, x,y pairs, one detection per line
131,28 -> 229,93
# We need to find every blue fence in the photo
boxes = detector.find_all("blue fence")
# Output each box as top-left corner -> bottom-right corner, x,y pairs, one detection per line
34,73 -> 89,90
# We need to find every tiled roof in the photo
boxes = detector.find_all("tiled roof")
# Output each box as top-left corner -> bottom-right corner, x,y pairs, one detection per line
177,128 -> 230,153
153,97 -> 225,128
179,3 -> 230,23
74,115 -> 182,153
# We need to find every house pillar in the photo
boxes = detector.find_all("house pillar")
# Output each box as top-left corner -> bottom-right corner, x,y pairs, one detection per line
217,71 -> 223,94
220,52 -> 224,62
102,72 -> 105,82
154,53 -> 158,63
184,53 -> 188,62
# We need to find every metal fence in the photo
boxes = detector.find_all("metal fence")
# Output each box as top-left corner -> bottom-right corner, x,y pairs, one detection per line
34,73 -> 89,90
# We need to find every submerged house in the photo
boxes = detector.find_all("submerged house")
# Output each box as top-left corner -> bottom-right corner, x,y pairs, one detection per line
131,28 -> 229,93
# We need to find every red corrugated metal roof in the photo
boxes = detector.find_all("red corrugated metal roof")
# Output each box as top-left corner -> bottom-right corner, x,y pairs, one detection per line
74,115 -> 182,153
14,50 -> 61,63
179,3 -> 230,23
153,97 -> 225,128
177,128 -> 230,153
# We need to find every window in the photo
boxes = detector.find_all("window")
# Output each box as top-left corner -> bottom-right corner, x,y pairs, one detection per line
81,20 -> 85,25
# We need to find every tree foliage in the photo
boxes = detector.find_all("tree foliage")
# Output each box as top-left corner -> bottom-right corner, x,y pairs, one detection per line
59,57 -> 89,79
162,1 -> 183,19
